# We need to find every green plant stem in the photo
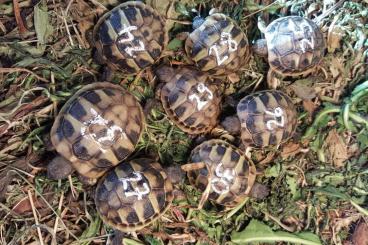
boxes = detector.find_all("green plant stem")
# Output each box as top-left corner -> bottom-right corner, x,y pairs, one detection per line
303,107 -> 340,139
350,200 -> 368,216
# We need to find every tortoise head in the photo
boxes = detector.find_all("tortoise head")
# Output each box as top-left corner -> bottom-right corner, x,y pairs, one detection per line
155,65 -> 175,83
192,15 -> 205,29
252,39 -> 268,57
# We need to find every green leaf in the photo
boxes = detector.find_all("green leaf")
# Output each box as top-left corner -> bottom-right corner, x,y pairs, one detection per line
175,2 -> 190,16
167,38 -> 184,51
34,1 -> 53,45
122,238 -> 145,245
314,186 -> 350,200
264,163 -> 281,177
286,175 -> 300,200
231,220 -> 322,245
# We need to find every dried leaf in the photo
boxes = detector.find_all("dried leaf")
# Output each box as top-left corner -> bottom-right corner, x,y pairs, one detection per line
328,25 -> 344,53
281,142 -> 301,159
303,99 -> 318,116
34,1 -> 53,45
13,0 -> 28,35
323,129 -> 349,167
290,79 -> 317,100
350,222 -> 368,245
12,195 -> 46,215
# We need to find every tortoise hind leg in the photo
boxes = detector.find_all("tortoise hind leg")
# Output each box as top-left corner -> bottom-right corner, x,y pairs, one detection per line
267,69 -> 283,89
47,156 -> 74,180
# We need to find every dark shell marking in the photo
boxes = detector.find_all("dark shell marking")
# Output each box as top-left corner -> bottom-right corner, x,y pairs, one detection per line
157,66 -> 222,134
185,13 -> 250,76
237,90 -> 297,148
188,139 -> 256,207
95,159 -> 173,232
93,1 -> 168,74
265,16 -> 325,75
50,82 -> 145,179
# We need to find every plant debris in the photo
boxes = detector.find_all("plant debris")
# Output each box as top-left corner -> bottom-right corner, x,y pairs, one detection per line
0,0 -> 367,244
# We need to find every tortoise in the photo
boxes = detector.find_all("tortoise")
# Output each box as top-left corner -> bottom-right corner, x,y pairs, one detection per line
47,82 -> 145,182
155,65 -> 222,135
253,16 -> 325,88
222,90 -> 297,149
93,1 -> 168,74
185,10 -> 251,78
95,158 -> 173,232
182,139 -> 268,208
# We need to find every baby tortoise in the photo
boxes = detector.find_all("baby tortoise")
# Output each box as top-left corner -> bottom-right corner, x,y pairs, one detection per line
93,1 -> 168,74
224,90 -> 297,149
253,16 -> 325,88
182,139 -> 268,208
95,158 -> 173,232
155,66 -> 222,135
185,10 -> 250,79
48,82 -> 144,182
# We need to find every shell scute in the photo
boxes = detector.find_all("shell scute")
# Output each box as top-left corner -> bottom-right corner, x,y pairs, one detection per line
157,66 -> 222,135
50,82 -> 144,179
93,1 -> 168,74
95,159 -> 173,232
265,16 -> 325,75
185,13 -> 250,76
187,139 -> 256,207
237,90 -> 297,148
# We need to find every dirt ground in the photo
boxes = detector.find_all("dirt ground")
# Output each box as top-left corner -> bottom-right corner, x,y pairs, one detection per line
0,0 -> 367,244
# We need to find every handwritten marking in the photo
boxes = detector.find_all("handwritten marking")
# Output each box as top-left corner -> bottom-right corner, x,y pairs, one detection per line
80,108 -> 127,152
119,172 -> 150,200
264,107 -> 285,131
208,32 -> 238,66
188,83 -> 214,111
117,24 -> 145,58
288,18 -> 315,53
211,163 -> 236,194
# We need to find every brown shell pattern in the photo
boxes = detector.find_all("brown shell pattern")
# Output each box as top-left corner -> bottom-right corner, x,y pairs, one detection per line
185,13 -> 250,76
157,66 -> 222,134
93,1 -> 168,74
237,90 -> 297,148
265,16 -> 325,75
50,82 -> 144,179
95,158 -> 173,232
187,139 -> 256,207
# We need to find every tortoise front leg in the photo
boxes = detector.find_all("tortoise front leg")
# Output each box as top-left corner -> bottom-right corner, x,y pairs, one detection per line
267,69 -> 283,89
181,162 -> 213,210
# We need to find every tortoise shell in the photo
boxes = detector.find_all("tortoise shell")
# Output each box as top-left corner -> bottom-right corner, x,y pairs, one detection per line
185,13 -> 250,76
50,82 -> 144,179
93,1 -> 168,74
187,139 -> 256,207
95,158 -> 173,232
264,16 -> 325,76
237,90 -> 297,148
156,66 -> 222,134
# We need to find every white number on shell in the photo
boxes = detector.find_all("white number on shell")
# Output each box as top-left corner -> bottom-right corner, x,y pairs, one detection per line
188,83 -> 214,111
211,163 -> 236,195
80,108 -> 127,153
119,172 -> 150,200
264,107 -> 285,131
208,32 -> 238,66
117,24 -> 145,58
288,19 -> 315,53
